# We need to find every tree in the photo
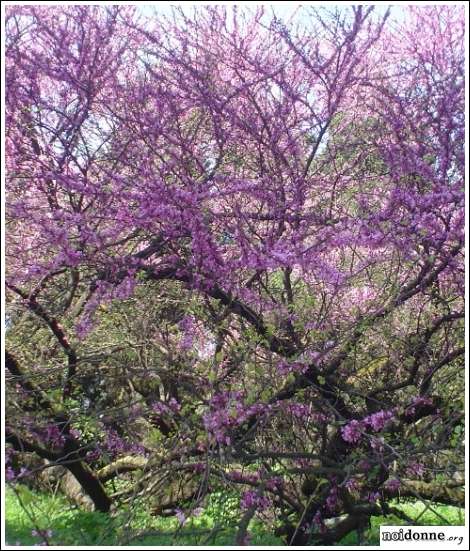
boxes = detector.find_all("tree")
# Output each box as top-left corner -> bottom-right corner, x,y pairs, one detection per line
5,5 -> 464,545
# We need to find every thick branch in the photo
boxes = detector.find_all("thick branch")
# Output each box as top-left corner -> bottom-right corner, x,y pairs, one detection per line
7,429 -> 111,512
383,479 -> 464,508
97,456 -> 148,482
7,284 -> 78,399
6,350 -> 54,412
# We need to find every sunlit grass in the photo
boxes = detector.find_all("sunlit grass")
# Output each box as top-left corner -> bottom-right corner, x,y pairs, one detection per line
5,486 -> 464,547
338,500 -> 465,546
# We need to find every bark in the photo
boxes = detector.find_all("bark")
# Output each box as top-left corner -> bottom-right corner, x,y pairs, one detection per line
7,430 -> 111,513
60,439 -> 112,512
313,514 -> 370,545
40,460 -> 95,511
98,456 -> 148,483
383,479 -> 464,508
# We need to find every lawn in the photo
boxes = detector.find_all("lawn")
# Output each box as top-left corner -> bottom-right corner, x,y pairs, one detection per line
4,486 -> 464,547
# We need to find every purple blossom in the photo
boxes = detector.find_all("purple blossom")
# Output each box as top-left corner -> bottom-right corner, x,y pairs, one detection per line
370,436 -> 385,452
75,315 -> 94,340
313,511 -> 326,534
37,424 -> 65,447
86,449 -> 101,462
152,398 -> 181,416
364,409 -> 395,432
228,470 -> 260,484
203,392 -> 267,444
285,402 -> 311,418
294,458 -> 313,469
17,467 -> 29,479
104,429 -> 128,456
240,490 -> 270,511
341,420 -> 364,444
405,396 -> 433,416
367,491 -> 380,503
344,478 -> 360,493
192,462 -> 205,474
276,360 -> 308,376
266,477 -> 283,491
406,462 -> 425,478
178,316 -> 195,351
326,486 -> 339,512
240,490 -> 258,510
69,428 -> 82,439
175,509 -> 186,525
384,478 -> 401,491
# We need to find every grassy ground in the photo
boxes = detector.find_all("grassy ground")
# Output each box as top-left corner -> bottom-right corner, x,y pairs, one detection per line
5,486 -> 464,547
338,501 -> 464,546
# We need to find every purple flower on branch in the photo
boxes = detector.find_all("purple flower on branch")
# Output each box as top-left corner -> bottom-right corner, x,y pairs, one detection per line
341,420 -> 364,444
240,490 -> 270,511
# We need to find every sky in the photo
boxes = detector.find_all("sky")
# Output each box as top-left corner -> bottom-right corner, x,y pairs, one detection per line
136,3 -> 406,26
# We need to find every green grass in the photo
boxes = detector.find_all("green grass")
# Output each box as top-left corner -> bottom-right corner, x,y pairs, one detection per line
4,486 -> 282,546
5,486 -> 464,547
338,501 -> 465,546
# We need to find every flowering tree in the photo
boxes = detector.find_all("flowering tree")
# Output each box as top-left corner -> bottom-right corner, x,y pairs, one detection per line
5,5 -> 464,545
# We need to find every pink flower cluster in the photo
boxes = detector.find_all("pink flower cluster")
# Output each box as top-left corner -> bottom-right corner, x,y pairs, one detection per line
363,409 -> 395,432
405,396 -> 433,416
152,398 -> 181,415
384,478 -> 401,491
37,424 -> 65,448
326,486 -> 339,512
341,420 -> 363,444
203,392 -> 267,445
178,315 -> 195,351
367,491 -> 380,503
344,478 -> 360,492
406,461 -> 425,478
266,476 -> 284,491
276,360 -> 309,376
341,409 -> 395,443
228,470 -> 260,484
240,490 -> 271,511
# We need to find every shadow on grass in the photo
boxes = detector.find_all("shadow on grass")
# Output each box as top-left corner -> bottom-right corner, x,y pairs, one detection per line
6,487 -> 464,547
5,487 -> 283,546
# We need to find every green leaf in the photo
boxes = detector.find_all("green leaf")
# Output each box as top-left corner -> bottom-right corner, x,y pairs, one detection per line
17,486 -> 34,506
